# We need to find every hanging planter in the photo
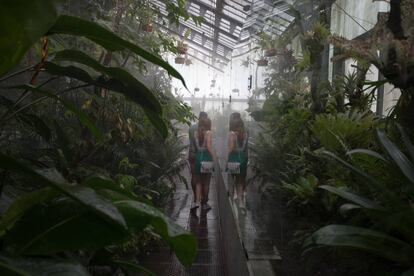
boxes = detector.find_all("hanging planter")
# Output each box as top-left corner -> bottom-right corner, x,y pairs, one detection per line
257,58 -> 268,66
185,59 -> 192,66
194,87 -> 200,92
175,57 -> 185,64
142,22 -> 153,32
177,43 -> 188,55
232,88 -> 239,93
264,48 -> 277,57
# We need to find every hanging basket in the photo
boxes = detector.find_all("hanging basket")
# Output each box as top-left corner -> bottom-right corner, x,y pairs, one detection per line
177,43 -> 188,55
257,59 -> 268,66
194,87 -> 200,92
264,48 -> 277,57
142,23 -> 153,33
175,57 -> 185,64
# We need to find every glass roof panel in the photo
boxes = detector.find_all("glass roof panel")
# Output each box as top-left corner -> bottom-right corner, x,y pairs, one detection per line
149,0 -> 295,66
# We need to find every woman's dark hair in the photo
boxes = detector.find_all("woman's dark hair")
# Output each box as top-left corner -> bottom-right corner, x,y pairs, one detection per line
198,117 -> 211,145
229,112 -> 244,145
199,111 -> 208,119
229,112 -> 241,130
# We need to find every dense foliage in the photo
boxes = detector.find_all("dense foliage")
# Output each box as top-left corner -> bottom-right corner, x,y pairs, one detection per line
250,1 -> 414,275
0,0 -> 198,275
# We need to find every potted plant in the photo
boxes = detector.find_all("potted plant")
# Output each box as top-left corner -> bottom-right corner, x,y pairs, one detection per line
177,28 -> 191,54
258,33 -> 281,57
143,21 -> 153,32
140,7 -> 154,33
175,56 -> 185,64
177,41 -> 188,54
265,48 -> 277,57
241,56 -> 253,68
257,58 -> 268,66
210,79 -> 216,88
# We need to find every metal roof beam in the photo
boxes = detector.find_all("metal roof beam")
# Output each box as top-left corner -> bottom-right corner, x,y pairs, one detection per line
211,0 -> 226,65
154,22 -> 231,62
186,53 -> 224,73
188,0 -> 244,26
180,14 -> 239,41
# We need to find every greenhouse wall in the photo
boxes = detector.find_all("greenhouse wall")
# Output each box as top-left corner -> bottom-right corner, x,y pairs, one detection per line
329,0 -> 398,116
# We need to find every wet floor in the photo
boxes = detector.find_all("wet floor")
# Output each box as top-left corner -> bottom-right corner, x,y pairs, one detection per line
139,164 -> 226,276
139,134 -> 281,276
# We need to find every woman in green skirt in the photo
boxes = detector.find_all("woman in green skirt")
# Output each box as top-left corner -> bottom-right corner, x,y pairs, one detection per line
193,117 -> 215,211
227,113 -> 248,210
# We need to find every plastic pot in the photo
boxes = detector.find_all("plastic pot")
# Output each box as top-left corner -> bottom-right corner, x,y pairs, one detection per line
264,48 -> 277,57
257,59 -> 268,66
175,57 -> 185,64
143,23 -> 153,32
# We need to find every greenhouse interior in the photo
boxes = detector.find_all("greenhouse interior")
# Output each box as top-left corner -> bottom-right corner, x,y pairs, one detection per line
1,0 -> 414,275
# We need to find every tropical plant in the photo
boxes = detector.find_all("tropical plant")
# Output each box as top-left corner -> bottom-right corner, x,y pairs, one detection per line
311,111 -> 378,154
282,174 -> 319,205
0,0 -> 197,274
329,0 -> 414,127
305,128 -> 414,275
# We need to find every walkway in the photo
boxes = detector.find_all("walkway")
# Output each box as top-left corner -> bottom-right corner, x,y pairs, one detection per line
139,133 -> 281,275
139,164 -> 225,275
216,134 -> 282,276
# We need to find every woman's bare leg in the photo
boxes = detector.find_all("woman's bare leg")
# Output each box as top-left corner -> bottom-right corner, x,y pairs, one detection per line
201,174 -> 211,204
232,175 -> 237,200
236,175 -> 246,207
195,174 -> 202,204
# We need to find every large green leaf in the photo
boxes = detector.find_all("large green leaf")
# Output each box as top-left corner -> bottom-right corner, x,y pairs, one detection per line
0,188 -> 58,236
305,224 -> 414,266
43,62 -> 168,138
0,154 -> 126,230
377,130 -> 414,185
11,84 -> 102,141
114,200 -> 197,266
47,15 -> 187,88
0,0 -> 58,77
374,211 -> 414,245
339,203 -> 363,215
44,61 -> 94,83
322,151 -> 401,204
53,120 -> 74,165
0,255 -> 90,276
346,149 -> 389,163
53,49 -> 162,114
144,108 -> 168,139
82,176 -> 140,201
4,200 -> 128,255
397,124 -> 414,163
19,114 -> 52,142
319,185 -> 385,211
